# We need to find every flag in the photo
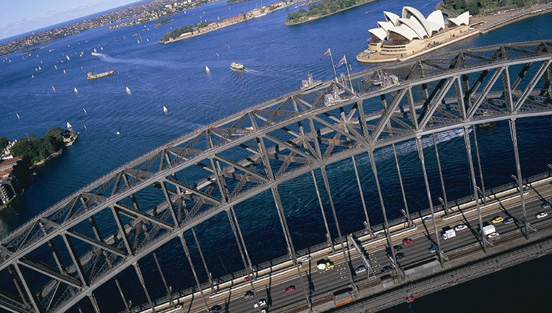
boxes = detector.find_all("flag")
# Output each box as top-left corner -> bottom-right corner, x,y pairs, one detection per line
335,55 -> 347,68
321,48 -> 331,59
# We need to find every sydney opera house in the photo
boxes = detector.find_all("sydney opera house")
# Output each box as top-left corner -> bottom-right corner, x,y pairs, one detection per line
357,7 -> 475,63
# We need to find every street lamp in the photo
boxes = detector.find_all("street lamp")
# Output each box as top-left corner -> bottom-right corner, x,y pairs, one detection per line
437,197 -> 448,215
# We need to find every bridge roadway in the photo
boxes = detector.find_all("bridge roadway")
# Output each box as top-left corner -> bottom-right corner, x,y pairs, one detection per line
140,174 -> 552,313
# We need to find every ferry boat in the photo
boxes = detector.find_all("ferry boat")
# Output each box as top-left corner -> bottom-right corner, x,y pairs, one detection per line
87,70 -> 115,80
62,122 -> 78,146
300,73 -> 322,91
230,62 -> 245,71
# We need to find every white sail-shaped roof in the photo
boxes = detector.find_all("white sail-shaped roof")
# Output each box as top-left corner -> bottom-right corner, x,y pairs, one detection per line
399,17 -> 428,38
448,11 -> 470,26
368,28 -> 388,41
377,21 -> 395,32
388,25 -> 420,41
426,10 -> 445,32
402,6 -> 433,37
383,11 -> 400,26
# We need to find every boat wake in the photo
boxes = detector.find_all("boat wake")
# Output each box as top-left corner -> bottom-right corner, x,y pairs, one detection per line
91,53 -> 183,69
243,68 -> 260,74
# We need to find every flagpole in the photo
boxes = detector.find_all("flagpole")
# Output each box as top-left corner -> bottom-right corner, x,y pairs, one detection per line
344,55 -> 354,93
329,49 -> 338,81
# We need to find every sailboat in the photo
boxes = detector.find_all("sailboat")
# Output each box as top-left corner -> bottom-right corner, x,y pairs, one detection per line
31,74 -> 34,78
66,122 -> 73,129
74,87 -> 78,94
52,85 -> 56,92
16,113 -> 20,120
126,86 -> 131,95
163,106 -> 169,114
66,55 -> 70,61
63,69 -> 67,75
115,131 -> 121,136
82,108 -> 88,115
54,64 -> 58,70
205,66 -> 211,73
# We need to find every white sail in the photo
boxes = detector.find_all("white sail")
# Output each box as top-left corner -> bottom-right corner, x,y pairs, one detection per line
52,85 -> 56,92
54,64 -> 58,70
126,86 -> 131,95
82,108 -> 88,115
66,55 -> 70,61
93,48 -> 97,53
63,69 -> 67,75
74,87 -> 78,94
16,113 -> 20,120
205,66 -> 210,73
115,131 -> 121,136
66,122 -> 72,129
31,74 -> 34,78
163,105 -> 169,114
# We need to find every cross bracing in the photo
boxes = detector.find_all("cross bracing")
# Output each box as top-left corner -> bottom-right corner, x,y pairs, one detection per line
0,40 -> 552,313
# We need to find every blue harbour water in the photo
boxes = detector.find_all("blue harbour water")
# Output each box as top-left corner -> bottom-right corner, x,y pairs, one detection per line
1,0 -> 552,311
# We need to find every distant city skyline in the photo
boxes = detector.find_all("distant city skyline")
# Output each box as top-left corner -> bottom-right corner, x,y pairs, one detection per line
0,0 -> 140,40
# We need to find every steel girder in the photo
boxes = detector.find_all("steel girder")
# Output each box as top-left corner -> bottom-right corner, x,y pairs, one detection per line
1,40 -> 552,313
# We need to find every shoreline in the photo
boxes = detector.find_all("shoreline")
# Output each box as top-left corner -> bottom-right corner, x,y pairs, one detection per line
285,0 -> 377,26
357,2 -> 552,64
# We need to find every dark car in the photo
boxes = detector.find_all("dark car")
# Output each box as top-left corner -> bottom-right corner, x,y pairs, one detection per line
428,245 -> 437,253
393,245 -> 403,252
503,217 -> 515,225
209,305 -> 221,313
396,252 -> 405,260
243,290 -> 255,300
381,265 -> 392,273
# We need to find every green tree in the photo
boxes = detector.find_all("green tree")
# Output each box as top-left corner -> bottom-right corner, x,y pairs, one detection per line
0,137 -> 9,151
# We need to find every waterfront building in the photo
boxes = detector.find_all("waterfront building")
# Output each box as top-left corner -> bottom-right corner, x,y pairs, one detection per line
0,156 -> 25,205
357,7 -> 476,63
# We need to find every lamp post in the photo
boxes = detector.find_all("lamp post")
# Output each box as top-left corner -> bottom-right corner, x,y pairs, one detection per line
511,174 -> 529,239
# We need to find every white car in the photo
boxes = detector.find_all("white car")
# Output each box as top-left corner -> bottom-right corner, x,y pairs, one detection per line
254,299 -> 267,308
536,212 -> 548,219
300,256 -> 312,262
488,232 -> 500,239
355,265 -> 367,274
454,224 -> 467,231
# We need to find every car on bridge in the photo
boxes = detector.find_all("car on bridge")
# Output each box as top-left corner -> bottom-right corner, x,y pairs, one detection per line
491,216 -> 504,224
393,245 -> 403,251
285,286 -> 296,294
488,232 -> 500,239
454,224 -> 468,231
536,212 -> 548,219
209,305 -> 221,313
503,217 -> 515,225
300,255 -> 312,262
355,265 -> 367,274
428,245 -> 437,253
541,202 -> 552,209
244,275 -> 254,282
396,252 -> 405,260
402,238 -> 413,245
243,290 -> 255,300
381,265 -> 392,273
254,299 -> 267,308
423,216 -> 433,222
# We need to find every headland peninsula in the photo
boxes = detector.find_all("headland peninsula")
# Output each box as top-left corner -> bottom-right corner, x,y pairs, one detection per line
0,0 -> 217,57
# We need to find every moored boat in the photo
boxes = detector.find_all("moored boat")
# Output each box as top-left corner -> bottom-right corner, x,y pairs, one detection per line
301,73 -> 322,91
87,70 -> 115,80
230,62 -> 245,71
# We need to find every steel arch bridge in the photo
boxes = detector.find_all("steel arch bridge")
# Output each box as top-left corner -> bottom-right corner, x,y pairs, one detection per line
1,40 -> 552,313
